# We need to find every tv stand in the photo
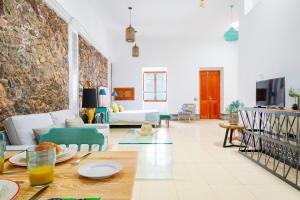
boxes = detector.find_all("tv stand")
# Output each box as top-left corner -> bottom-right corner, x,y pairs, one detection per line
266,105 -> 283,109
239,107 -> 300,191
255,105 -> 285,110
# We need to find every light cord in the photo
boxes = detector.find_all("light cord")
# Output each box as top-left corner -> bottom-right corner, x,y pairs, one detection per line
230,5 -> 234,23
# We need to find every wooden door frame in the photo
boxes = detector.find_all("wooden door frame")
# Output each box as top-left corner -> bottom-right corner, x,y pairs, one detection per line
199,67 -> 224,119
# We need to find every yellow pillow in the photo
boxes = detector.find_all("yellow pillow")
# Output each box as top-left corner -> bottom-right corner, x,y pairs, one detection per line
111,104 -> 119,112
118,105 -> 124,112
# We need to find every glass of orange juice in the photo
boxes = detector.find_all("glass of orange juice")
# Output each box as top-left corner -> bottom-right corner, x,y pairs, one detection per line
0,139 -> 5,173
26,146 -> 56,186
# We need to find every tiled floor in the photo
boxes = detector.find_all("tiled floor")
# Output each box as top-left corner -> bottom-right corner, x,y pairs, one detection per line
108,120 -> 300,200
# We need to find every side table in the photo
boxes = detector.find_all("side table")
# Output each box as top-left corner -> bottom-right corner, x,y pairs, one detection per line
219,123 -> 245,148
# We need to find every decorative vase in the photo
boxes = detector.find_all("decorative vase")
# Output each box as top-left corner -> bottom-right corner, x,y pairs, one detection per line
292,103 -> 298,110
139,123 -> 154,136
229,112 -> 239,125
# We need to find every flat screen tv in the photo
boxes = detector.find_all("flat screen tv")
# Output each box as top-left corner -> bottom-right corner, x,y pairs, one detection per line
256,77 -> 285,107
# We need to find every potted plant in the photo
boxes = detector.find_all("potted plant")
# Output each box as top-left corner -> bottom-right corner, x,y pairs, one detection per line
288,88 -> 300,110
226,100 -> 244,125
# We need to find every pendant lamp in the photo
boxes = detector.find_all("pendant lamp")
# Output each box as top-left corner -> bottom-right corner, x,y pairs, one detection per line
199,0 -> 205,8
126,7 -> 135,42
224,5 -> 238,42
132,43 -> 139,57
224,27 -> 238,41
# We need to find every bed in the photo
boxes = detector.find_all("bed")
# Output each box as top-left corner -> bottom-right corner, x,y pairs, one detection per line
109,110 -> 160,126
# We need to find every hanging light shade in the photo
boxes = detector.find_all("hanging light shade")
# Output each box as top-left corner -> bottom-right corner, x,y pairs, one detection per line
224,5 -> 238,42
224,27 -> 239,41
132,44 -> 139,57
126,26 -> 135,42
126,7 -> 135,42
199,0 -> 206,8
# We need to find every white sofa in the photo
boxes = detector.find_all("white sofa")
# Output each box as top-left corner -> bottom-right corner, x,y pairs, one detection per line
3,110 -> 109,150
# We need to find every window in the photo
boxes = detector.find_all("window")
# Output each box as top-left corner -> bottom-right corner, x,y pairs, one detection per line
143,71 -> 167,102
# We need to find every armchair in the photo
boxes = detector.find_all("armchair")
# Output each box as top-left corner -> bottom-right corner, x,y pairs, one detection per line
178,104 -> 196,121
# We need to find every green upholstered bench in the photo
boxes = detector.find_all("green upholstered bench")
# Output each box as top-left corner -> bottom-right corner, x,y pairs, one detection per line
159,114 -> 171,128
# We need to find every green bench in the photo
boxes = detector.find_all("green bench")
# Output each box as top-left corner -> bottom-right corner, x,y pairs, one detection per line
159,114 -> 171,128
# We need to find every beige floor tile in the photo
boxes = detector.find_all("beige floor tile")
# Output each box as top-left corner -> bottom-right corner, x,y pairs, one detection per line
210,185 -> 256,200
140,181 -> 178,200
108,120 -> 300,200
231,170 -> 285,186
246,185 -> 300,200
132,181 -> 142,200
173,163 -> 208,184
188,164 -> 242,186
175,183 -> 219,200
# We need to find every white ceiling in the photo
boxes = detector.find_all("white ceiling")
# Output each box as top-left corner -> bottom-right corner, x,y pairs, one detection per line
57,0 -> 242,39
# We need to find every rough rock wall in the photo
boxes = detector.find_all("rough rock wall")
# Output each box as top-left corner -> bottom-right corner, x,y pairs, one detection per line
0,0 -> 69,130
79,35 -> 108,89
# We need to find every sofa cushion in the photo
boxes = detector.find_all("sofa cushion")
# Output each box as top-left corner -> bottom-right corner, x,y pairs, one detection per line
33,124 -> 63,141
49,110 -> 76,126
111,104 -> 119,113
4,113 -> 54,145
118,105 -> 124,112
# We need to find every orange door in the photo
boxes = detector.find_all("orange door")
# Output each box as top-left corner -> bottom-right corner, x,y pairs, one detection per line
200,71 -> 209,119
199,71 -> 220,119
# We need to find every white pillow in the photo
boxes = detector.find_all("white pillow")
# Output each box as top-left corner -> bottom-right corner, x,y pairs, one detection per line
65,117 -> 85,128
50,110 -> 76,126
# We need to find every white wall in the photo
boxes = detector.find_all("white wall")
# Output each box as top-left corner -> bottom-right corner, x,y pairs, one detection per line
56,0 -> 113,59
244,0 -> 263,15
112,36 -> 239,114
238,0 -> 300,107
68,26 -> 79,115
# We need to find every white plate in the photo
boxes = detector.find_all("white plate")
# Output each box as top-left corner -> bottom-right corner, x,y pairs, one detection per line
9,148 -> 77,167
78,161 -> 123,179
0,180 -> 20,200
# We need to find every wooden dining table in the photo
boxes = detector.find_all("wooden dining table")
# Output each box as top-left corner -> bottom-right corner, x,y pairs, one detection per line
1,151 -> 138,200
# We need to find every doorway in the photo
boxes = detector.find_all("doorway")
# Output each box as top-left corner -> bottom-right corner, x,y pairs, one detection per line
199,70 -> 221,119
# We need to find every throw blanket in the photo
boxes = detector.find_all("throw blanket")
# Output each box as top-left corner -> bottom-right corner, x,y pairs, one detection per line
110,110 -> 159,124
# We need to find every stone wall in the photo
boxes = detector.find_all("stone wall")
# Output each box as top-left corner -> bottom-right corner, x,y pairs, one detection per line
79,35 -> 108,89
0,0 -> 69,130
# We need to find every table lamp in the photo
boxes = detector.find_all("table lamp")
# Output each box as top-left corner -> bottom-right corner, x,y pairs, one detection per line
99,89 -> 107,107
82,88 -> 98,124
111,91 -> 117,103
